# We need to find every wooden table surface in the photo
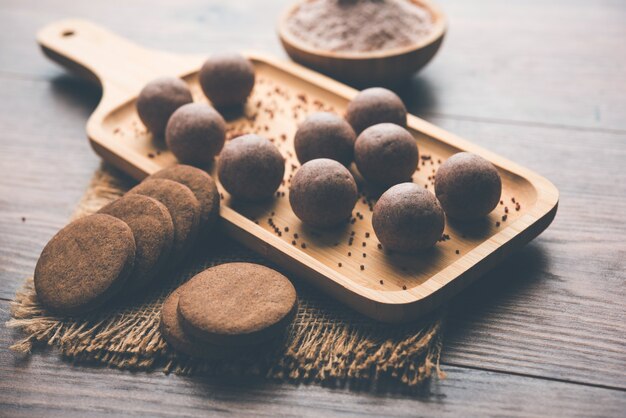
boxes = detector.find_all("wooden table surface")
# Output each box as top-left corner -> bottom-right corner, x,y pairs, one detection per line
1,0 -> 625,416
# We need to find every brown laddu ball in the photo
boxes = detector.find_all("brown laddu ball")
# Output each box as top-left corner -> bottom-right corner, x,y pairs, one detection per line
199,53 -> 255,108
345,87 -> 407,134
435,152 -> 502,220
218,134 -> 285,201
289,158 -> 358,228
136,77 -> 193,137
354,123 -> 418,187
372,183 -> 445,252
294,112 -> 356,166
165,103 -> 226,166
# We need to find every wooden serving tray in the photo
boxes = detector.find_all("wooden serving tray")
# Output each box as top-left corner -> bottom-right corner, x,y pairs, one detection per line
38,19 -> 559,323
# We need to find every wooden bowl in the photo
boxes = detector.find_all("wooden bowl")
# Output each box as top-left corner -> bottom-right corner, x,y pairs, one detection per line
278,0 -> 447,87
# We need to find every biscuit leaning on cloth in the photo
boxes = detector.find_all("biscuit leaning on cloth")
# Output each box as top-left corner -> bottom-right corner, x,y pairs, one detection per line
34,164 -> 218,315
149,164 -> 221,230
162,263 -> 298,357
32,163 -> 298,358
98,194 -> 174,293
128,178 -> 201,263
34,214 -> 137,315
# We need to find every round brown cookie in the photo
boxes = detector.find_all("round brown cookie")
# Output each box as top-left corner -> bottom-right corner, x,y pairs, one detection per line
161,283 -> 279,359
34,214 -> 136,315
161,284 -> 216,358
98,194 -> 174,293
177,263 -> 297,347
128,179 -> 200,263
148,165 -> 220,231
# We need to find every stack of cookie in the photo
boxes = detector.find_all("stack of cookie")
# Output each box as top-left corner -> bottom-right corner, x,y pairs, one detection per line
161,262 -> 298,358
34,164 -> 220,315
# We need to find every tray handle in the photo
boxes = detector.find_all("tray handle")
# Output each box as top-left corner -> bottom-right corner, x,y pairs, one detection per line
37,19 -> 201,95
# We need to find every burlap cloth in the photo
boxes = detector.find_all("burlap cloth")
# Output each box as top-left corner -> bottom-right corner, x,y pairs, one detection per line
7,164 -> 445,389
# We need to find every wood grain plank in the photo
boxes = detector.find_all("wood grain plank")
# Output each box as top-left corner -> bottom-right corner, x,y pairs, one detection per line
1,75 -> 624,390
403,0 -> 626,131
0,0 -> 625,131
1,302 -> 624,417
427,115 -> 626,389
1,0 -> 626,410
0,76 -> 103,298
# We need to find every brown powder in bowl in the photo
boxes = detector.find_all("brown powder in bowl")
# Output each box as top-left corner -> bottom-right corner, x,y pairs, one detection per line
285,0 -> 434,53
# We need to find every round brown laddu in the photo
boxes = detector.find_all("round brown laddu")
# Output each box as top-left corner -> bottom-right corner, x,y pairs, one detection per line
98,194 -> 174,293
217,134 -> 285,201
289,158 -> 358,228
128,179 -> 200,263
294,112 -> 356,166
34,214 -> 136,315
165,103 -> 226,166
354,123 -> 418,187
177,263 -> 298,347
199,53 -> 255,108
372,183 -> 445,252
345,87 -> 407,134
434,152 -> 502,220
148,165 -> 220,231
136,77 -> 193,137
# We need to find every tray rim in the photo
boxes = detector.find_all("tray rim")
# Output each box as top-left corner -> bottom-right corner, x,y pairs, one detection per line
88,52 -> 559,321
37,20 -> 559,322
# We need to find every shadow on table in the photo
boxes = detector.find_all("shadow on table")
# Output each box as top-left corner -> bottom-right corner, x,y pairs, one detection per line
443,241 -> 550,342
49,73 -> 102,117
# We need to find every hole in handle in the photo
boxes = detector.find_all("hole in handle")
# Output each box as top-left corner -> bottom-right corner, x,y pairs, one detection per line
61,29 -> 75,37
